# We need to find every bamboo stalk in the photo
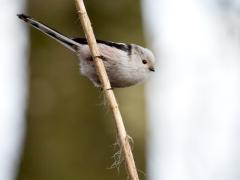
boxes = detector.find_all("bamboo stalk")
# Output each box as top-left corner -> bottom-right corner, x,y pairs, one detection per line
74,0 -> 139,180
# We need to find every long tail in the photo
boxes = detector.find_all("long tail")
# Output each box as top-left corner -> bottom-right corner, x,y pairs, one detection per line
17,14 -> 80,52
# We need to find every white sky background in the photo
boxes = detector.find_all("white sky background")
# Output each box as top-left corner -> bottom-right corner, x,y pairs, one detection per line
142,0 -> 240,180
0,0 -> 28,179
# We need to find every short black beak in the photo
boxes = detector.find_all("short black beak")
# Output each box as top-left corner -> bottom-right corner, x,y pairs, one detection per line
149,67 -> 155,72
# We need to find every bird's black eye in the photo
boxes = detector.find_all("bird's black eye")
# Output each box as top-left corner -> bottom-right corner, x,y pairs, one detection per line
142,60 -> 147,64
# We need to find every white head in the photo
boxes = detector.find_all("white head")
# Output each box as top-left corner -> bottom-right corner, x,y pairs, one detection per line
133,45 -> 156,72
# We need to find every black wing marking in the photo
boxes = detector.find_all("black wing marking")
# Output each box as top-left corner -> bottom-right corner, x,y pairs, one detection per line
72,38 -> 132,55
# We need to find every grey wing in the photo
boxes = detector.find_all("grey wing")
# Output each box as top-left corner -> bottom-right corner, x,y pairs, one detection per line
76,42 -> 134,87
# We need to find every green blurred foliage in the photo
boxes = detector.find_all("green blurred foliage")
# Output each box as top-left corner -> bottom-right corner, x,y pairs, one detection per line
17,0 -> 147,179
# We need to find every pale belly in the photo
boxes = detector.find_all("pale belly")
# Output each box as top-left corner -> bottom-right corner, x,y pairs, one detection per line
79,60 -> 146,88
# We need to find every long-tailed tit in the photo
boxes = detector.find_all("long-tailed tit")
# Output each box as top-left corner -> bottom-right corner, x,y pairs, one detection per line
17,14 -> 155,88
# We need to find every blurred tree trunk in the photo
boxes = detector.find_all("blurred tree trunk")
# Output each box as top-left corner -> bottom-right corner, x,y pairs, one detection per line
17,0 -> 147,180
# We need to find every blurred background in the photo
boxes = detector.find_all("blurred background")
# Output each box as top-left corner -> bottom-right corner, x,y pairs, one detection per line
2,0 -> 146,180
1,0 -> 240,180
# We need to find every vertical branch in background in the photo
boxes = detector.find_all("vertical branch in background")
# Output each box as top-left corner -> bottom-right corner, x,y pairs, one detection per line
74,0 -> 139,180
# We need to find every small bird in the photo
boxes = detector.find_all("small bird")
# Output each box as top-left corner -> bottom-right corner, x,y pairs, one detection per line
17,14 -> 155,88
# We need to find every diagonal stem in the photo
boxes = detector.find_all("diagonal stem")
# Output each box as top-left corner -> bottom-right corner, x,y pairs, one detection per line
74,0 -> 140,180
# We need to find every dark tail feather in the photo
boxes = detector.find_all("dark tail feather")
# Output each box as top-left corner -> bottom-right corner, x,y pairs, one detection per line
17,14 -> 80,52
